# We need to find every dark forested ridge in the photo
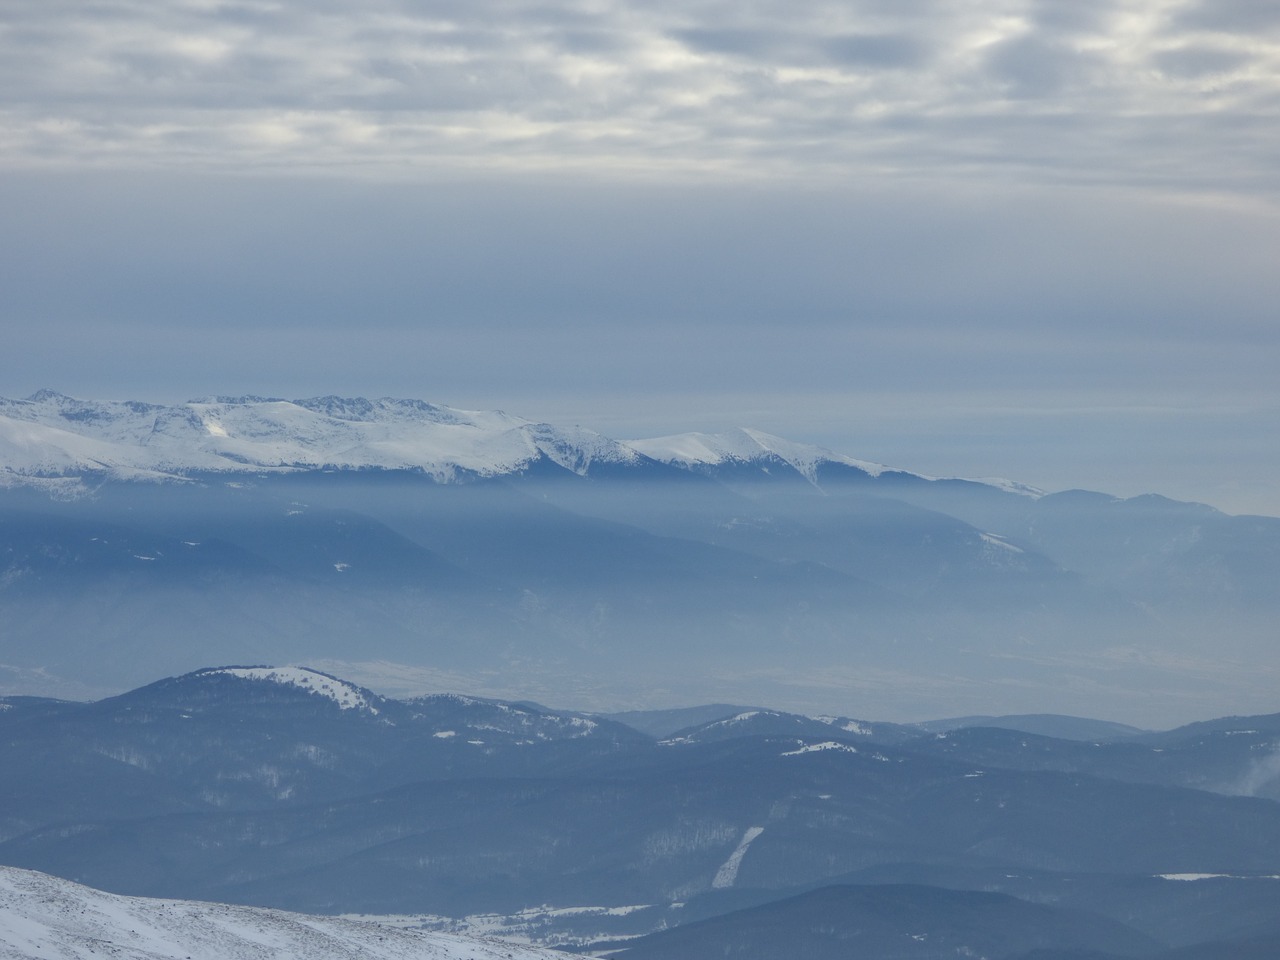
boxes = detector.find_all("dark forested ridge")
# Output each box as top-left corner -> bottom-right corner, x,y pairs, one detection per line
3,667 -> 1280,956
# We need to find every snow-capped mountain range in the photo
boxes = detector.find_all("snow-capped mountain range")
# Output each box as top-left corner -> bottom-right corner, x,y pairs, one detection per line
0,389 -> 1033,494
0,390 -> 639,483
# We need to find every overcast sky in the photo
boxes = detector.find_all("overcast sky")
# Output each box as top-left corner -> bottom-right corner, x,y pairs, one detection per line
2,0 -> 1278,513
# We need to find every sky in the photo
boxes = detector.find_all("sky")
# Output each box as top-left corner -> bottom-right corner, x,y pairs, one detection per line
1,0 -> 1278,514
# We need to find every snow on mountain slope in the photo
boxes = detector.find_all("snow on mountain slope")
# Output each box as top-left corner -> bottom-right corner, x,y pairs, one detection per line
0,392 -> 640,481
0,416 -> 174,480
626,427 -> 889,482
628,427 -> 1044,496
197,667 -> 382,713
0,866 -> 567,960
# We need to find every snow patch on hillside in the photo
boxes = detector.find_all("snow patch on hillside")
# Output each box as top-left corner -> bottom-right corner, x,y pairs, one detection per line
521,422 -> 642,476
980,533 -> 1024,554
629,428 -> 1049,497
970,477 -> 1045,498
1158,873 -> 1280,881
711,826 -> 765,889
627,428 -> 888,482
814,716 -> 871,735
781,741 -> 858,756
345,903 -> 661,951
200,667 -> 380,714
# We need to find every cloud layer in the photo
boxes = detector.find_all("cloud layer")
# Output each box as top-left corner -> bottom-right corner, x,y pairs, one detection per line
3,0 -> 1279,191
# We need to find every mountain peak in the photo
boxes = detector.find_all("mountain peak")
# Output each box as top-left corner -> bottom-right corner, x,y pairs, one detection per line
24,388 -> 71,403
192,666 -> 382,714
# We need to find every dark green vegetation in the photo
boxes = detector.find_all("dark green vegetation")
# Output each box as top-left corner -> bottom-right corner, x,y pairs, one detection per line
3,669 -> 1280,957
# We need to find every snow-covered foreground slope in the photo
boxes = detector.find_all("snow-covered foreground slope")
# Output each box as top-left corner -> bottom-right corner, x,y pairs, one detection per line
0,866 -> 566,960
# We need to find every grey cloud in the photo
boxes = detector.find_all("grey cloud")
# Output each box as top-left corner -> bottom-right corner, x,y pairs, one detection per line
552,28 -> 635,56
1154,46 -> 1254,78
0,1 -> 1278,202
4,168 -> 1276,341
821,34 -> 928,69
1175,0 -> 1280,32
672,28 -> 786,59
1021,0 -> 1116,34
983,35 -> 1104,100
842,0 -> 943,15
671,27 -> 930,71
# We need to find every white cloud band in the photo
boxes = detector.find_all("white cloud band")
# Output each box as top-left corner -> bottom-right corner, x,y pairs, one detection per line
2,0 -> 1278,191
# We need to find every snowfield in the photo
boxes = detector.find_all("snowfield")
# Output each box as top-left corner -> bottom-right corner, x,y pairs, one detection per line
0,866 -> 568,960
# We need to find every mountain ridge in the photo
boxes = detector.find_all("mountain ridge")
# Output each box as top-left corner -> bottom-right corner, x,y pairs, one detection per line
1,390 -> 1045,501
6,667 -> 1280,953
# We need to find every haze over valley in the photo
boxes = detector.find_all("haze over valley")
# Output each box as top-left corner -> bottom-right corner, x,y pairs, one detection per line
3,390 -> 1277,727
